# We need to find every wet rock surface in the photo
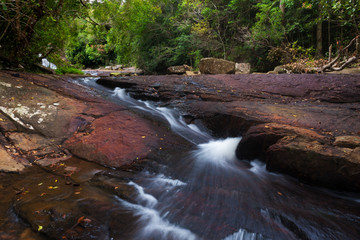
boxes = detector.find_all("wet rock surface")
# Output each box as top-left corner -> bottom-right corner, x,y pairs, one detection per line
0,145 -> 25,172
0,70 -> 191,239
0,70 -> 360,239
64,111 -> 160,168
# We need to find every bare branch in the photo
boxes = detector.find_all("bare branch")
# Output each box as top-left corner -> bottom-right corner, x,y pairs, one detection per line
320,36 -> 359,72
330,56 -> 358,71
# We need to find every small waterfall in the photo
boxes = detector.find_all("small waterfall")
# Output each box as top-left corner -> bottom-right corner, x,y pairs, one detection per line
41,57 -> 57,70
113,87 -> 212,144
192,137 -> 242,168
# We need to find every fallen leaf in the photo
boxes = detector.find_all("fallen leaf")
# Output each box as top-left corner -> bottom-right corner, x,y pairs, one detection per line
277,192 -> 283,196
77,216 -> 85,224
38,225 -> 43,231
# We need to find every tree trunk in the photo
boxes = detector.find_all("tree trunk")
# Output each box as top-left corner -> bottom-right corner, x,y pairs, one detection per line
315,4 -> 323,58
328,44 -> 332,62
279,0 -> 285,16
315,21 -> 323,58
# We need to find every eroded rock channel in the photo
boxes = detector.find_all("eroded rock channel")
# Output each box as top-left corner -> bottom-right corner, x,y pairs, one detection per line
0,71 -> 360,239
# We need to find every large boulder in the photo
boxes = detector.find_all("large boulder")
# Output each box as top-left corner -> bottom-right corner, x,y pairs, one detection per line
199,58 -> 235,74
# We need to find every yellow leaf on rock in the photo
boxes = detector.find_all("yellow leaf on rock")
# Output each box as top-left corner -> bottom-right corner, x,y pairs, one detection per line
38,225 -> 43,231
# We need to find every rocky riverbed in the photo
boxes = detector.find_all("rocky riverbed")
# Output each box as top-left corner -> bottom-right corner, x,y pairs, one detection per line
98,73 -> 360,190
0,70 -> 359,239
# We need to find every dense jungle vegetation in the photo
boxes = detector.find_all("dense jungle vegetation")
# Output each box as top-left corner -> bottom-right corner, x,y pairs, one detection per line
0,0 -> 359,73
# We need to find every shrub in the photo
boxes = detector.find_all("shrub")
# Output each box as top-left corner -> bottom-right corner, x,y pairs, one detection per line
55,66 -> 84,75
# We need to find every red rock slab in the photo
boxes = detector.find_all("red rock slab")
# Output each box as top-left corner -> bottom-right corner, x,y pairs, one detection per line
236,123 -> 329,160
185,100 -> 360,137
64,111 -> 159,168
267,136 -> 360,191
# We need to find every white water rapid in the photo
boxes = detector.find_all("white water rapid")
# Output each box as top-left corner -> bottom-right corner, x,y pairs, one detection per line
113,87 -> 211,144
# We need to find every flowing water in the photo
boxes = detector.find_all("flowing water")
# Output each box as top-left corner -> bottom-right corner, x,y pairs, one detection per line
73,77 -> 360,240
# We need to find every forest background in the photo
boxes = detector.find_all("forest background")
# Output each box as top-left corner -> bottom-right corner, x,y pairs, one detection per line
0,0 -> 359,74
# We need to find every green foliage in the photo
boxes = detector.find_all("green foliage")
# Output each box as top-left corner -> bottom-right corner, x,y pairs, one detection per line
1,0 -> 359,73
55,66 -> 84,75
250,0 -> 285,46
47,54 -> 84,75
0,0 -> 83,67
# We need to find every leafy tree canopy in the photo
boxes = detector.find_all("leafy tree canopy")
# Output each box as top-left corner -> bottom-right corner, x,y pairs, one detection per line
0,0 -> 359,72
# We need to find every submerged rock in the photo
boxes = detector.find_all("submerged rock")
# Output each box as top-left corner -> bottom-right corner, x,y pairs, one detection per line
11,159 -> 138,240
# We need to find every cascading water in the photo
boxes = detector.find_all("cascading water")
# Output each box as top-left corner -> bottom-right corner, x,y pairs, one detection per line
75,77 -> 360,240
112,87 -> 211,144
